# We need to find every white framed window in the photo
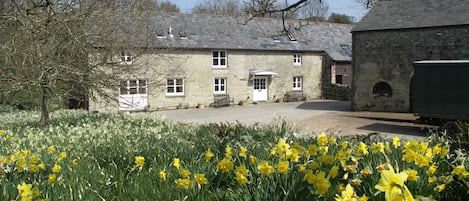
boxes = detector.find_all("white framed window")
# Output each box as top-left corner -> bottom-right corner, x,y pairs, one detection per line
120,79 -> 147,95
212,50 -> 227,68
214,78 -> 226,94
293,76 -> 303,90
293,53 -> 302,65
120,51 -> 132,65
166,78 -> 184,96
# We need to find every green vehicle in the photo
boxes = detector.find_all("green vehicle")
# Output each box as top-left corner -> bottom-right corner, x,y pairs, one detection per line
413,60 -> 469,133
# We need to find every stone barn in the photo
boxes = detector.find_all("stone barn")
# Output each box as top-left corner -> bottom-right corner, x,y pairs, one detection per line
351,0 -> 469,112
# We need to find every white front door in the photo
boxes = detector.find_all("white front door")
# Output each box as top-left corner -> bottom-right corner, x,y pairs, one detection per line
253,77 -> 268,101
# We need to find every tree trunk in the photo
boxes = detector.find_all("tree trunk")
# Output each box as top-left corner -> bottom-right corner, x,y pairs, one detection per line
39,86 -> 50,128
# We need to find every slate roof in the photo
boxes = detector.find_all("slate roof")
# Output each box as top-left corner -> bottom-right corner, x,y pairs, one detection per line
135,14 -> 353,62
352,0 -> 469,32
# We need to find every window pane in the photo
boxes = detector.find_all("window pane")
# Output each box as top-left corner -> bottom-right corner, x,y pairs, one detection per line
176,86 -> 183,93
129,88 -> 137,94
215,86 -> 219,91
130,80 -> 137,87
139,88 -> 146,94
213,59 -> 218,66
139,80 -> 146,87
221,86 -> 225,91
213,51 -> 218,57
167,87 -> 174,93
220,59 -> 226,66
220,51 -> 225,57
120,87 -> 128,94
220,79 -> 225,84
167,79 -> 174,85
120,80 -> 128,87
215,79 -> 219,85
176,79 -> 183,85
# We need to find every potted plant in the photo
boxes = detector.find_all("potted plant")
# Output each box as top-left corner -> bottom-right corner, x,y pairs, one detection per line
197,103 -> 205,109
238,100 -> 247,106
276,97 -> 283,103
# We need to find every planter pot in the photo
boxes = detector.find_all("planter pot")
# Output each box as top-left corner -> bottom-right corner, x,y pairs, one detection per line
197,103 -> 205,109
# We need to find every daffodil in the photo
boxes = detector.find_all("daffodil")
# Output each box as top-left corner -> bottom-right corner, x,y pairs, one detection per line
257,161 -> 275,175
328,165 -> 339,179
375,165 -> 414,201
159,170 -> 167,181
239,147 -> 248,158
225,145 -> 232,159
314,171 -> 331,195
317,132 -> 328,146
335,184 -> 356,201
277,161 -> 289,174
205,149 -> 214,162
249,155 -> 257,165
175,178 -> 192,189
217,158 -> 234,173
173,158 -> 181,169
179,169 -> 191,178
235,165 -> 249,175
194,174 -> 208,186
392,136 -> 401,149
52,164 -> 61,173
357,142 -> 368,155
235,173 -> 249,185
371,142 -> 385,154
48,174 -> 56,183
308,144 -> 319,156
434,184 -> 445,192
134,156 -> 145,168
406,169 -> 419,181
17,182 -> 33,201
452,164 -> 469,179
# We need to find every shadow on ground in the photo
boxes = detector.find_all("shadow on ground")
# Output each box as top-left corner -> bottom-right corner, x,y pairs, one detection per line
357,123 -> 430,137
296,101 -> 351,111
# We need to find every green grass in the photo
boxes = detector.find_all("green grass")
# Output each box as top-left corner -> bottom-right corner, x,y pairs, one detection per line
1,109 -> 468,201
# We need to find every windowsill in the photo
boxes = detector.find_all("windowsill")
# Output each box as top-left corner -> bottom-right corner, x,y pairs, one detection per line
293,64 -> 302,66
166,94 -> 185,97
214,92 -> 227,95
212,66 -> 228,69
292,89 -> 303,91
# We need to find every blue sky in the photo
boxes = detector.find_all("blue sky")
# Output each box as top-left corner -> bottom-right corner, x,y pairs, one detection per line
169,0 -> 369,21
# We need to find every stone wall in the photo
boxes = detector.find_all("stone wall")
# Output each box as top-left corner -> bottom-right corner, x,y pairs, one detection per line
89,49 -> 324,112
352,25 -> 469,112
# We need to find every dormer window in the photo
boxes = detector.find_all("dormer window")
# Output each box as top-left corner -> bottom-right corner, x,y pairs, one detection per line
340,44 -> 352,57
287,33 -> 297,42
272,36 -> 280,42
120,51 -> 132,65
293,53 -> 302,65
156,30 -> 166,38
179,31 -> 188,39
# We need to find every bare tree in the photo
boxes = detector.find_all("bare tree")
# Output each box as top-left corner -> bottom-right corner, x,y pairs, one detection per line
354,0 -> 379,8
157,0 -> 180,13
328,12 -> 355,24
0,0 -> 150,126
297,0 -> 329,21
192,0 -> 244,16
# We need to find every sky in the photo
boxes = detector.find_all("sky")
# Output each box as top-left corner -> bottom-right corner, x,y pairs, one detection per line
169,0 -> 369,22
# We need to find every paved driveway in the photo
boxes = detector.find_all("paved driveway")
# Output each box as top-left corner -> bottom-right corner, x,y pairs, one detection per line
151,100 -> 432,138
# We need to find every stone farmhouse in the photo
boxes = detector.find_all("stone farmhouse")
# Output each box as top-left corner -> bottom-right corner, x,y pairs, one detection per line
89,14 -> 353,112
351,0 -> 469,112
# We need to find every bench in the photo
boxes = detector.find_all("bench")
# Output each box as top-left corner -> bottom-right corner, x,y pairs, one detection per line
283,91 -> 305,102
213,94 -> 234,108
